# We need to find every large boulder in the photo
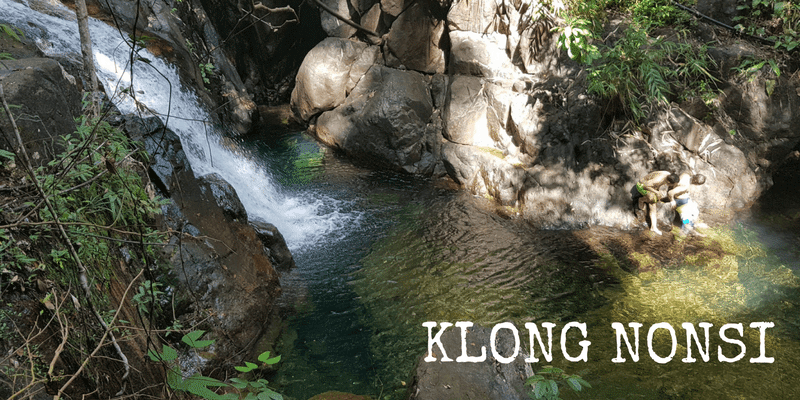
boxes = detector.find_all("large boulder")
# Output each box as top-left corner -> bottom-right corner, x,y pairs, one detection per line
441,75 -> 496,147
314,65 -> 439,173
384,2 -> 447,74
648,108 -> 764,213
449,30 -> 519,79
199,172 -> 248,223
0,58 -> 81,165
290,38 -> 374,122
251,221 -> 296,272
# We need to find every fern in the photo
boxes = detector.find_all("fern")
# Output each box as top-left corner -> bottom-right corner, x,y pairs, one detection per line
0,23 -> 24,42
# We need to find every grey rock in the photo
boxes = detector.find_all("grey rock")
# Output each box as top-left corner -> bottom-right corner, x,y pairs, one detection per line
291,38 -> 370,122
409,324 -> 532,400
251,221 -> 296,272
384,2 -> 446,74
123,115 -> 188,194
315,65 -> 437,173
0,58 -> 81,165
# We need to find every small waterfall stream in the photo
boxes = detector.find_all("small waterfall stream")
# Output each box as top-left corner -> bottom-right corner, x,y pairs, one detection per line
0,0 -> 355,251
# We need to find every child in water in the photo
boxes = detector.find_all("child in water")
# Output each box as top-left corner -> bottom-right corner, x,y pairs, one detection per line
667,172 -> 707,237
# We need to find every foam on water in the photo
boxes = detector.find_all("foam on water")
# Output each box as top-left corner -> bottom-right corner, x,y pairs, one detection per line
0,0 -> 355,250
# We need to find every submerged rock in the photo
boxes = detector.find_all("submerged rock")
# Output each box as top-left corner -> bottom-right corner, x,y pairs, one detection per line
409,324 -> 532,400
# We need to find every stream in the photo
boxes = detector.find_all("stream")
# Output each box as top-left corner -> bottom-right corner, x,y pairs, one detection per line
3,2 -> 800,399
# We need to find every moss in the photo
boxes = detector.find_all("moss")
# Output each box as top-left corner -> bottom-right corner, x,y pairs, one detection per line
477,146 -> 504,159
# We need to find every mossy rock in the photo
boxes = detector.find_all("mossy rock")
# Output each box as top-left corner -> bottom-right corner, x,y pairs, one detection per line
307,391 -> 372,400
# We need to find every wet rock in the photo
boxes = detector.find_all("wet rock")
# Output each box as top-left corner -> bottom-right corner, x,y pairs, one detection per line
291,38 -> 371,122
0,58 -> 81,165
314,65 -> 438,173
199,172 -> 248,223
123,115 -> 188,194
123,115 -> 284,369
409,324 -> 532,400
251,220 -> 296,272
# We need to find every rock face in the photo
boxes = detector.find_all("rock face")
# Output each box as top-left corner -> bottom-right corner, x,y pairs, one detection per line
0,58 -> 82,165
290,0 -> 800,232
124,114 -> 288,367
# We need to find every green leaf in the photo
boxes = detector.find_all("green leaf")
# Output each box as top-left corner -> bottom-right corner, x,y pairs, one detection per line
230,377 -> 249,389
566,377 -> 582,392
525,375 -> 545,385
182,330 -> 215,349
768,59 -> 781,78
258,351 -> 281,365
235,361 -> 258,373
533,380 -> 546,398
572,375 -> 593,388
159,346 -> 176,362
0,149 -> 14,161
547,379 -> 559,397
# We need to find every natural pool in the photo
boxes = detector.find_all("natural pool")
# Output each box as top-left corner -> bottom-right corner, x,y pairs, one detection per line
243,130 -> 800,400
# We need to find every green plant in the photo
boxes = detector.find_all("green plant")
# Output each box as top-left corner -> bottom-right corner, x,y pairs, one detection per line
554,16 -> 601,65
0,23 -> 24,42
148,330 -> 284,400
587,24 -> 718,121
628,0 -> 691,28
132,279 -> 164,315
200,62 -> 215,85
732,57 -> 782,95
526,366 -> 592,400
733,0 -> 800,51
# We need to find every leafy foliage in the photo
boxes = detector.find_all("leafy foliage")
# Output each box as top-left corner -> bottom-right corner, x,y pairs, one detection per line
586,24 -> 717,121
149,331 -> 284,400
526,366 -> 592,400
734,0 -> 800,51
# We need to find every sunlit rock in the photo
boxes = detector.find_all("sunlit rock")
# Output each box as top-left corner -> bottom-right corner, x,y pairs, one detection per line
384,2 -> 446,74
291,37 -> 371,122
315,65 -> 438,173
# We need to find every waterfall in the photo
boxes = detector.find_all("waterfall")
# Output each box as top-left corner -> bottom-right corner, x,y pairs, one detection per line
0,0 -> 355,251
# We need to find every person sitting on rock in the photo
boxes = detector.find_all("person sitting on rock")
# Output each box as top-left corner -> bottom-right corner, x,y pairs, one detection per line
667,172 -> 707,237
636,171 -> 680,235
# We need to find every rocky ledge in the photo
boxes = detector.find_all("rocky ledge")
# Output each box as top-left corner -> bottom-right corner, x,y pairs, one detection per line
289,0 -> 800,232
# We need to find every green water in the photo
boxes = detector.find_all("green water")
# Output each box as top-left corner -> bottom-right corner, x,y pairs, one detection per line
245,131 -> 800,400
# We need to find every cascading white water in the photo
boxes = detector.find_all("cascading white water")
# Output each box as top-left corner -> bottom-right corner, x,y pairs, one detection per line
0,0 -> 356,250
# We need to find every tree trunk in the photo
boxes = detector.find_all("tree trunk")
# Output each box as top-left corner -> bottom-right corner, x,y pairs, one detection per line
75,0 -> 99,114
